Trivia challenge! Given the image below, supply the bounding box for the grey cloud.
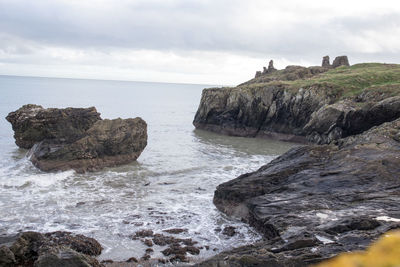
[0,0,399,63]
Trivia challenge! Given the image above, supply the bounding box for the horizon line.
[0,73,227,87]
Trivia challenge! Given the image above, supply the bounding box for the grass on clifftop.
[241,63,400,100]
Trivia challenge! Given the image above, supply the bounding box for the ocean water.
[0,75,296,263]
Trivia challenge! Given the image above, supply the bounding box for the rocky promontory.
[195,57,400,266]
[193,57,400,144]
[6,105,147,173]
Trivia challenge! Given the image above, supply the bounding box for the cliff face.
[193,63,400,144]
[197,118,400,267]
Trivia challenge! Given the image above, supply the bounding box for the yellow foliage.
[314,230,400,267]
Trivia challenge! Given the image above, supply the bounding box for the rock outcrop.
[194,62,400,144]
[0,231,102,267]
[6,105,147,172]
[197,118,400,266]
[6,104,101,149]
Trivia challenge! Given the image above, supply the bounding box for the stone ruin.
[255,56,350,78]
[321,55,350,68]
[255,60,277,78]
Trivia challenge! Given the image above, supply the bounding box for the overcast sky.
[0,0,399,85]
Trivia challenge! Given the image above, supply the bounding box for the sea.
[0,75,296,263]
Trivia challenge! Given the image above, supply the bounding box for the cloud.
[0,0,399,83]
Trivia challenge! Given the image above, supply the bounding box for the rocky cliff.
[195,58,400,266]
[197,117,400,267]
[193,60,400,144]
[6,105,147,173]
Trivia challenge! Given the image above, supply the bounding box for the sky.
[0,0,400,85]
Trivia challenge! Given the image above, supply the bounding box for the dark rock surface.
[6,104,101,149]
[196,118,400,266]
[6,105,147,172]
[0,231,102,267]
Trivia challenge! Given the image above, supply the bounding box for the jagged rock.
[322,56,330,67]
[255,71,262,78]
[304,96,400,144]
[193,63,400,144]
[268,60,276,72]
[202,119,400,266]
[6,104,101,149]
[0,231,101,267]
[332,56,350,68]
[263,67,268,74]
[7,105,147,172]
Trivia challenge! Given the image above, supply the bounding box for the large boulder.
[0,231,102,267]
[199,118,400,266]
[7,105,147,173]
[6,104,101,149]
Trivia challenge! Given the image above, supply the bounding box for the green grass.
[240,63,400,100]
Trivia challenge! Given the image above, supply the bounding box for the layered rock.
[6,104,101,149]
[7,105,147,172]
[0,231,102,267]
[194,63,400,144]
[197,118,400,266]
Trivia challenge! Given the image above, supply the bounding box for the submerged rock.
[198,118,400,266]
[0,231,102,267]
[6,105,147,172]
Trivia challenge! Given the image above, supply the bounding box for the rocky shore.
[0,231,102,266]
[193,58,400,266]
[6,105,147,173]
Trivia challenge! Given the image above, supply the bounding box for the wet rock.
[6,105,147,173]
[152,233,197,247]
[126,257,138,263]
[44,231,102,256]
[163,228,188,234]
[202,119,400,266]
[143,239,153,247]
[0,245,16,266]
[145,248,154,254]
[133,229,154,239]
[169,254,188,262]
[34,248,101,267]
[332,55,350,68]
[141,254,151,261]
[0,231,101,267]
[222,226,236,237]
[6,104,101,149]
[324,217,381,235]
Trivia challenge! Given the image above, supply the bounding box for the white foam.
[376,216,400,222]
[315,235,334,244]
